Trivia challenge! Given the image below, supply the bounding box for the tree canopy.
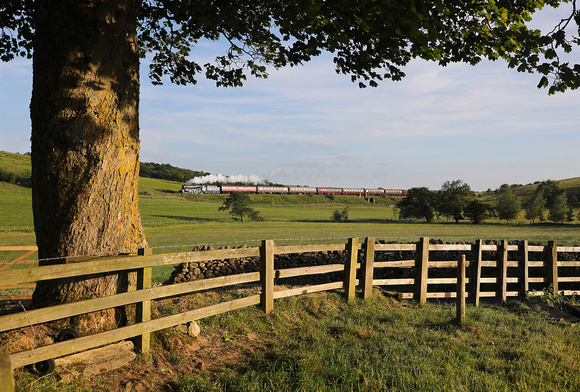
[2,0,579,92]
[437,179,473,222]
[398,187,437,222]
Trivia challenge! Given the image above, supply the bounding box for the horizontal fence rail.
[1,237,580,392]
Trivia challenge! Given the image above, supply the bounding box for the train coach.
[180,184,409,196]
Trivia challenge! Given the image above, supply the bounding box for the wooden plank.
[273,282,344,300]
[481,260,498,267]
[399,293,413,299]
[562,290,580,296]
[373,278,415,286]
[276,264,344,279]
[260,240,275,314]
[558,261,580,267]
[528,246,545,252]
[557,246,580,252]
[498,240,508,303]
[528,277,545,283]
[519,241,529,297]
[274,243,349,255]
[344,238,359,302]
[374,244,416,251]
[429,244,473,251]
[135,248,153,354]
[0,272,260,333]
[457,255,466,324]
[0,248,261,286]
[529,261,544,267]
[558,277,580,282]
[10,295,261,369]
[0,353,14,392]
[415,237,429,304]
[0,246,37,251]
[481,245,498,251]
[361,237,375,299]
[374,260,415,268]
[472,239,483,307]
[546,241,558,294]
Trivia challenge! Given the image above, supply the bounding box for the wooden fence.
[0,246,38,300]
[1,237,580,391]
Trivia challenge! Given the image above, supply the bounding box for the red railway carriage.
[384,189,405,196]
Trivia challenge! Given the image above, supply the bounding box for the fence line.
[0,246,38,300]
[1,237,580,392]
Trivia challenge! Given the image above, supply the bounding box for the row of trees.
[140,162,209,183]
[398,180,577,224]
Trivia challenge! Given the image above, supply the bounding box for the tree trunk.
[30,0,147,333]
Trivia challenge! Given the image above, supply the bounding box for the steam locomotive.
[180,184,408,197]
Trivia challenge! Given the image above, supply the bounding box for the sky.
[1,6,579,192]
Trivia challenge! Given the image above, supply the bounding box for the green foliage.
[437,179,473,222]
[536,180,565,209]
[463,199,493,224]
[139,162,208,183]
[398,187,437,222]
[496,188,521,222]
[4,0,579,92]
[524,190,546,224]
[548,193,569,223]
[218,192,261,222]
[331,207,349,222]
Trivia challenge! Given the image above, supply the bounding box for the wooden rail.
[1,237,580,392]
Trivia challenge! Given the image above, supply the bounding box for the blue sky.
[1,6,579,191]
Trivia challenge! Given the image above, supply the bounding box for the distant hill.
[480,178,580,208]
[0,151,31,187]
[0,151,209,185]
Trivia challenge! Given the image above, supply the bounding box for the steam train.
[180,184,409,197]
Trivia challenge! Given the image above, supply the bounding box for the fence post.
[260,240,275,314]
[0,354,14,392]
[519,240,529,298]
[497,240,508,303]
[415,237,429,304]
[546,240,558,295]
[472,239,483,306]
[361,237,375,299]
[457,255,466,324]
[344,238,359,302]
[135,248,153,355]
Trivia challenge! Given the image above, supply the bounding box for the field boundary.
[1,237,580,391]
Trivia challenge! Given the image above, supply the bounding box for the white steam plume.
[187,173,265,184]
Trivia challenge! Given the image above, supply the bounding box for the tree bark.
[30,0,147,332]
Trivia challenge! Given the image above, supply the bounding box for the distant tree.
[218,192,260,222]
[331,207,350,222]
[463,200,494,224]
[496,189,521,222]
[566,207,575,223]
[524,190,546,224]
[437,179,472,222]
[398,187,437,223]
[536,180,565,208]
[548,193,569,223]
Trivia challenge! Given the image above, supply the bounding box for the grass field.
[14,292,580,392]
